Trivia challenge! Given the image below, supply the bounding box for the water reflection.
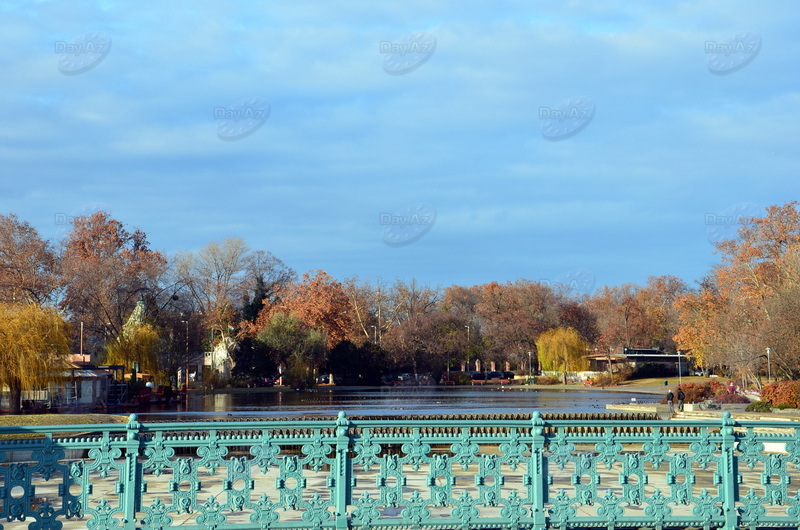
[137,386,658,422]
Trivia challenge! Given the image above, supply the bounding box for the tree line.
[1,203,799,411]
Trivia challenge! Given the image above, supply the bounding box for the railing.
[0,411,799,529]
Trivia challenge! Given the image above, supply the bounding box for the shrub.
[590,373,614,387]
[761,381,800,408]
[449,372,472,386]
[746,401,773,413]
[679,381,726,403]
[535,376,561,385]
[590,372,628,387]
[712,393,750,404]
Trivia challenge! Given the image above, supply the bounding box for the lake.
[136,386,659,422]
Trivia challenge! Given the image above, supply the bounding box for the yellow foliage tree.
[0,303,71,414]
[535,327,589,384]
[672,285,724,371]
[104,323,163,380]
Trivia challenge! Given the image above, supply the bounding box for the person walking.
[677,388,685,412]
[667,389,675,415]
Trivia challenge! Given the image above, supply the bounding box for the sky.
[2,1,799,295]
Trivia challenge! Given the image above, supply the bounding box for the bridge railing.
[0,411,799,529]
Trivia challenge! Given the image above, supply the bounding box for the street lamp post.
[465,325,470,371]
[677,349,682,385]
[371,325,377,344]
[766,347,772,383]
[528,351,532,384]
[181,316,189,391]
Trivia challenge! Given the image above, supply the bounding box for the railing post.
[334,411,352,529]
[121,414,142,530]
[719,412,739,530]
[530,412,547,530]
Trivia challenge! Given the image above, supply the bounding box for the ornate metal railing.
[1,411,799,529]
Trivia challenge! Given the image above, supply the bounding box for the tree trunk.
[9,377,22,415]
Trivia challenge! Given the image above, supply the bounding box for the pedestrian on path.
[677,388,685,412]
[667,389,674,414]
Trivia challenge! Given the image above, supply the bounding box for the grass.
[0,413,128,428]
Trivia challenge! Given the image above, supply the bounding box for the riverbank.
[193,375,704,396]
[0,413,128,427]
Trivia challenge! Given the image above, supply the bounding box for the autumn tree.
[0,214,60,304]
[381,310,475,375]
[255,270,352,349]
[386,279,442,325]
[341,277,387,346]
[0,303,71,414]
[257,312,326,388]
[175,237,251,340]
[673,279,724,372]
[764,283,800,380]
[103,301,164,379]
[557,301,598,344]
[442,284,480,320]
[675,203,800,386]
[178,239,295,344]
[715,202,800,310]
[104,323,162,378]
[636,276,687,352]
[241,250,296,322]
[475,280,560,371]
[60,212,167,348]
[535,327,589,384]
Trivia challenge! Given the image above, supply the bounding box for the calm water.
[136,386,659,422]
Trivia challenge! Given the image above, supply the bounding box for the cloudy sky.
[2,1,798,294]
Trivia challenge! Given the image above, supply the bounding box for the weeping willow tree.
[0,303,71,414]
[535,327,589,384]
[103,302,163,380]
[104,323,162,380]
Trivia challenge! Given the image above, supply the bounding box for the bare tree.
[0,213,60,304]
[60,211,167,343]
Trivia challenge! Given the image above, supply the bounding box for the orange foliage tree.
[61,211,167,345]
[253,270,352,349]
[0,214,60,304]
[674,202,800,386]
[474,280,559,371]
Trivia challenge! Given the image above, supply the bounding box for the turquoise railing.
[1,411,799,529]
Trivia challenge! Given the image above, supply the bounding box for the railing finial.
[336,411,349,437]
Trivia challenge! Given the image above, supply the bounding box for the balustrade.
[0,411,798,529]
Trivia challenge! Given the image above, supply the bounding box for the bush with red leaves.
[761,381,800,408]
[711,393,750,404]
[660,381,726,404]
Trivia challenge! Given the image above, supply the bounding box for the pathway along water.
[135,386,660,422]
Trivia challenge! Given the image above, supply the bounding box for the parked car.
[501,371,516,383]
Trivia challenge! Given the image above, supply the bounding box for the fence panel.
[0,411,798,529]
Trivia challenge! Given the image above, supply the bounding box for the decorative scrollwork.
[451,428,479,470]
[400,429,431,471]
[351,491,381,528]
[353,428,382,472]
[140,497,174,529]
[301,430,333,472]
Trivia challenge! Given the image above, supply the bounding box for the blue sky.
[2,1,798,294]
